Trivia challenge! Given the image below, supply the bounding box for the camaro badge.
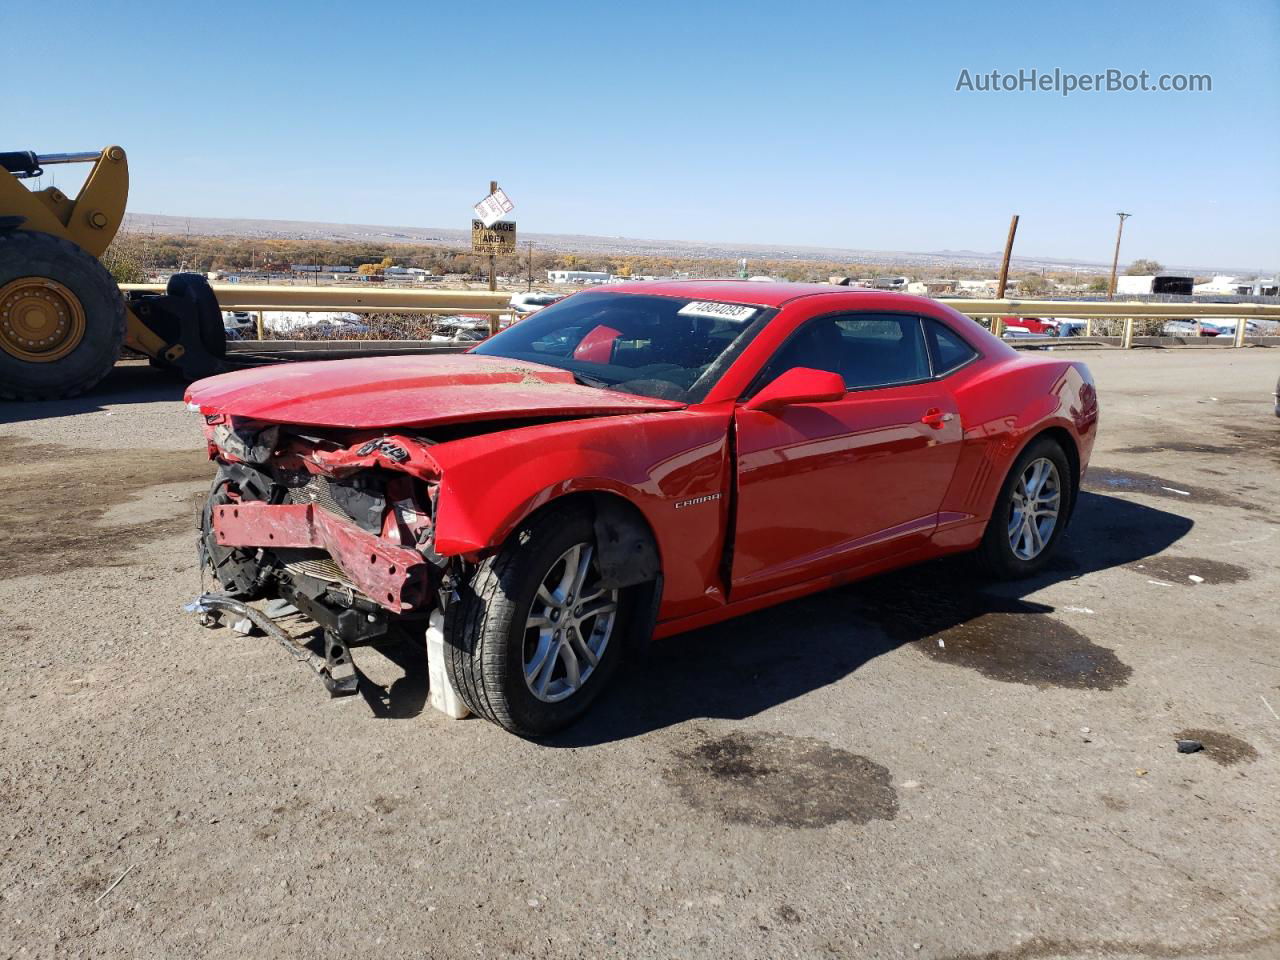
[674,493,722,510]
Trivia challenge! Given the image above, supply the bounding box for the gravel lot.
[1,349,1277,960]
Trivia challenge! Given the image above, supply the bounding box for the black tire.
[445,504,633,737]
[978,435,1074,579]
[199,473,273,599]
[166,272,227,360]
[0,230,126,400]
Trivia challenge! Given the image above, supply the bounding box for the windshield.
[473,292,773,402]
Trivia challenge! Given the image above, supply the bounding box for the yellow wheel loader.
[0,146,226,400]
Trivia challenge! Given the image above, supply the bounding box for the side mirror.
[745,367,846,412]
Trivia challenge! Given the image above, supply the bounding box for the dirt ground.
[1,350,1277,960]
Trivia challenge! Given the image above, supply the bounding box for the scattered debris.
[1147,580,1174,587]
[1136,769,1148,776]
[1061,606,1095,614]
[1080,727,1091,734]
[94,863,136,905]
[1262,696,1279,722]
[1187,575,1204,584]
[1160,486,1191,496]
[937,638,945,649]
[1176,739,1204,754]
[231,617,257,636]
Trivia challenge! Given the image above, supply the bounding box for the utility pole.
[488,179,498,294]
[995,214,1019,299]
[1107,212,1131,301]
[526,241,534,291]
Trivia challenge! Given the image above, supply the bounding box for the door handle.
[921,408,954,429]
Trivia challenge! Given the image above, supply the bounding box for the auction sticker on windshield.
[677,301,758,323]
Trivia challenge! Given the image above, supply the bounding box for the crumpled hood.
[184,353,684,429]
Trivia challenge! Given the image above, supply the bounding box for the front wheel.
[978,436,1074,579]
[445,505,631,737]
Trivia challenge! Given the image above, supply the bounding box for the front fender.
[425,407,735,619]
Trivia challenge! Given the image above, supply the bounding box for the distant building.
[870,276,909,290]
[547,270,611,284]
[955,279,998,297]
[906,279,957,297]
[1116,274,1193,295]
[291,264,354,273]
[1193,275,1278,296]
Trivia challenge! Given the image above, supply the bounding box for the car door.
[730,312,964,600]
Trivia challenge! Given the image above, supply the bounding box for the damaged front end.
[195,413,455,686]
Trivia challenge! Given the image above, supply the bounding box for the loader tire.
[166,272,227,360]
[0,230,126,400]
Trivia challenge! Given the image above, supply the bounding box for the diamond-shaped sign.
[474,188,514,228]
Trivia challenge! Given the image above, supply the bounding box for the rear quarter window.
[923,318,979,375]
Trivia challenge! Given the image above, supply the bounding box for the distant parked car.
[1000,316,1055,336]
[1161,319,1199,337]
[1197,319,1261,338]
[510,292,566,318]
[430,316,491,343]
[1001,317,1081,338]
[223,311,255,339]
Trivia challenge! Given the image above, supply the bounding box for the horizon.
[11,0,1279,268]
[122,211,1270,276]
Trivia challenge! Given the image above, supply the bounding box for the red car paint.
[212,500,430,613]
[188,281,1098,639]
[1000,316,1055,334]
[184,353,683,429]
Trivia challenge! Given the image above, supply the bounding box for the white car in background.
[509,292,565,318]
[222,311,256,340]
[430,315,491,343]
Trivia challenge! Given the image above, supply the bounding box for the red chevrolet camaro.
[187,281,1098,736]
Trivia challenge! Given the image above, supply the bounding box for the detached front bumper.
[212,501,433,613]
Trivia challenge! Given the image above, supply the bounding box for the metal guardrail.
[942,299,1280,319]
[120,285,1280,349]
[120,283,513,316]
[941,298,1280,348]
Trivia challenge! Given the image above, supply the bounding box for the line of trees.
[101,230,1130,292]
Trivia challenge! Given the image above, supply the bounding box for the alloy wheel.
[1008,457,1061,561]
[523,543,618,703]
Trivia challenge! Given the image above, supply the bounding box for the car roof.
[598,279,877,308]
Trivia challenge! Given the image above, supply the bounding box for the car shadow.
[356,630,431,719]
[543,491,1193,748]
[0,362,184,424]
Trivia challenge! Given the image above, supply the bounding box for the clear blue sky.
[9,0,1278,269]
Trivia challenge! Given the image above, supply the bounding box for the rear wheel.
[978,436,1073,579]
[0,230,125,400]
[445,505,630,737]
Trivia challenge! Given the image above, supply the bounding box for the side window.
[922,318,979,376]
[757,313,930,392]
